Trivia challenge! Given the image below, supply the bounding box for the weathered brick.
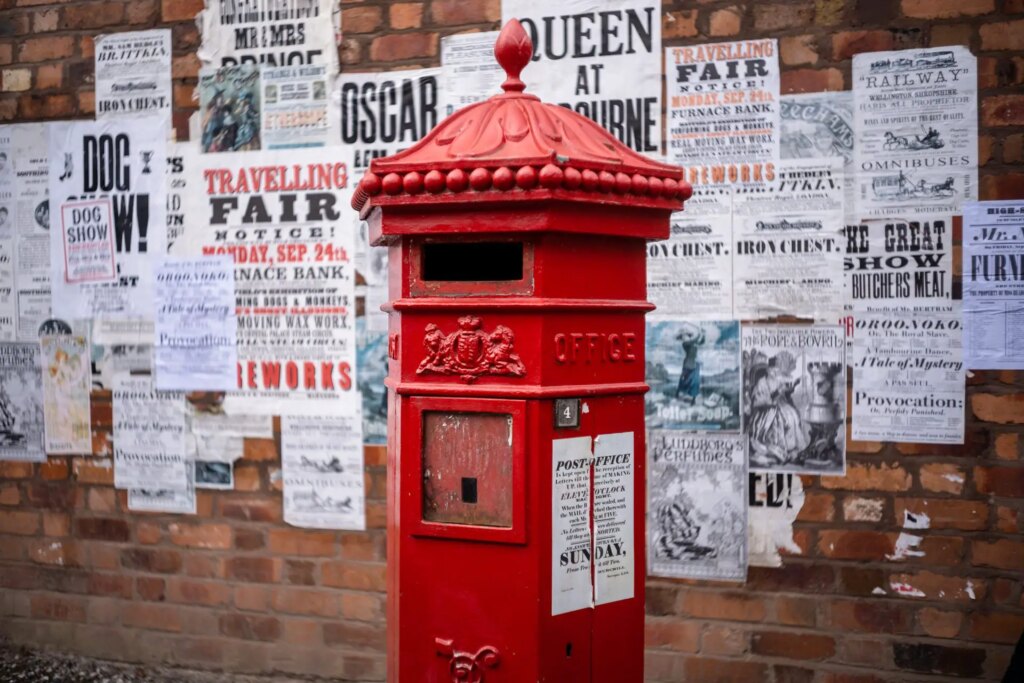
[220,614,281,641]
[902,0,995,18]
[30,539,82,567]
[894,498,988,531]
[322,561,386,592]
[226,557,280,584]
[972,539,1024,571]
[818,530,894,560]
[390,3,423,30]
[709,7,742,37]
[980,18,1024,50]
[781,68,844,94]
[1,67,30,92]
[663,11,698,39]
[752,631,835,660]
[754,3,814,31]
[340,592,384,622]
[369,32,438,62]
[969,612,1024,644]
[918,607,962,638]
[135,577,166,601]
[918,463,965,494]
[889,570,985,602]
[60,1,124,29]
[429,0,499,25]
[701,624,748,655]
[930,24,974,48]
[982,97,1024,128]
[821,462,911,491]
[269,529,336,557]
[995,433,1020,460]
[645,618,700,652]
[30,595,86,622]
[797,492,834,522]
[832,30,894,60]
[121,548,182,574]
[981,173,1024,201]
[683,592,767,622]
[123,603,181,632]
[166,579,230,606]
[76,517,130,542]
[72,458,114,485]
[975,466,1024,497]
[235,528,265,551]
[88,574,131,599]
[342,6,382,34]
[829,600,912,634]
[892,642,985,677]
[273,587,338,617]
[774,597,816,627]
[842,496,884,522]
[168,522,231,549]
[161,0,203,22]
[322,621,386,649]
[0,510,39,535]
[26,482,74,510]
[684,659,768,683]
[780,35,818,66]
[285,560,315,586]
[645,585,680,617]
[219,497,281,523]
[0,483,20,505]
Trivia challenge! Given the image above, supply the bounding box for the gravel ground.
[0,643,308,683]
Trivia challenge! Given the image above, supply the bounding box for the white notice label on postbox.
[551,436,593,616]
[594,431,635,606]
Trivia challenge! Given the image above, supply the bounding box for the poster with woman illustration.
[741,325,846,474]
[198,65,261,153]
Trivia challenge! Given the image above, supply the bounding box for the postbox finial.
[495,19,533,94]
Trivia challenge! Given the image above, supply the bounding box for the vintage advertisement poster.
[963,201,1024,369]
[128,466,196,514]
[154,257,237,391]
[732,159,845,321]
[199,65,262,153]
[195,459,234,490]
[262,64,337,149]
[165,142,193,251]
[11,123,53,340]
[0,343,44,462]
[112,374,188,490]
[356,318,387,445]
[0,130,14,340]
[646,320,741,432]
[780,90,855,217]
[199,0,339,72]
[178,147,357,416]
[853,46,977,217]
[748,471,804,568]
[48,117,168,325]
[742,325,846,474]
[648,187,733,319]
[648,432,747,581]
[667,39,780,175]
[189,405,273,439]
[440,31,502,116]
[593,431,634,606]
[95,29,172,127]
[503,0,661,154]
[551,435,593,616]
[852,310,965,444]
[281,413,365,530]
[41,335,92,454]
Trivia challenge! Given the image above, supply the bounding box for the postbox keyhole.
[461,477,478,504]
[565,642,573,658]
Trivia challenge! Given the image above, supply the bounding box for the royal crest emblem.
[417,316,526,383]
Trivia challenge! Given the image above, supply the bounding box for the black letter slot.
[461,477,478,504]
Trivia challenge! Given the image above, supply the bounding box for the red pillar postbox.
[351,20,690,683]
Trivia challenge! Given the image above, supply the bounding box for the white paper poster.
[113,374,188,490]
[503,0,661,154]
[178,147,357,416]
[48,117,168,327]
[852,309,965,444]
[963,201,1024,369]
[9,123,52,340]
[593,431,634,606]
[648,432,747,581]
[551,435,592,616]
[281,413,365,530]
[648,187,733,319]
[154,257,237,391]
[199,0,340,72]
[41,335,92,454]
[95,30,172,127]
[128,466,196,514]
[732,158,845,321]
[742,325,846,475]
[0,130,15,341]
[189,407,273,439]
[667,39,780,174]
[440,31,502,116]
[853,46,977,217]
[165,143,193,252]
[748,471,804,568]
[262,64,338,149]
[0,343,44,462]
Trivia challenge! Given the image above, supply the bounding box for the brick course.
[0,1,1021,681]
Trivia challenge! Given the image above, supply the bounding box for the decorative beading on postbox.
[351,19,692,218]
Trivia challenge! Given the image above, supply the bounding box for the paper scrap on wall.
[742,325,846,475]
[10,123,53,340]
[0,343,44,462]
[154,257,237,391]
[748,471,804,568]
[963,201,1024,370]
[853,46,977,217]
[41,335,92,454]
[646,320,741,432]
[113,374,188,490]
[648,431,747,581]
[281,413,365,530]
[551,435,593,616]
[440,31,502,116]
[179,147,357,416]
[504,0,661,154]
[95,29,172,128]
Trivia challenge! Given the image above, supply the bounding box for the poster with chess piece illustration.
[741,325,846,474]
[646,320,741,432]
[648,431,747,581]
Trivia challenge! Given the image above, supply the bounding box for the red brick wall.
[1,1,1023,681]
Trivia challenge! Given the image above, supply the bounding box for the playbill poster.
[199,0,339,72]
[853,46,977,217]
[732,158,845,321]
[647,186,733,319]
[963,201,1024,370]
[94,30,172,127]
[0,129,14,341]
[552,435,593,616]
[748,471,804,568]
[648,432,747,581]
[440,31,502,116]
[128,465,196,514]
[262,64,337,149]
[165,142,193,251]
[11,123,53,340]
[503,0,661,154]
[742,325,846,475]
[41,335,91,454]
[180,147,357,416]
[852,310,965,444]
[199,65,262,154]
[780,91,855,218]
[593,431,635,606]
[0,343,44,462]
[646,320,741,432]
[48,117,168,326]
[112,374,188,491]
[667,38,780,173]
[281,413,365,530]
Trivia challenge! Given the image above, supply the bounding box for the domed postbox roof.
[351,19,690,219]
